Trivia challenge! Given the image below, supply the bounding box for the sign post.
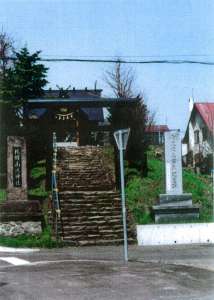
[114,128,130,262]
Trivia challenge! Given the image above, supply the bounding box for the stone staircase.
[55,146,135,246]
[57,147,115,191]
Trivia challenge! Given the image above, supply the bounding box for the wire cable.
[2,57,214,65]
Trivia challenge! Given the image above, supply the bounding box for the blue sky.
[1,0,214,133]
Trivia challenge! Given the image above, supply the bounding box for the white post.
[119,131,128,262]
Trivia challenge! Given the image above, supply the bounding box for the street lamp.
[114,128,130,262]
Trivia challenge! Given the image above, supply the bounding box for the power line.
[3,57,214,65]
[38,54,214,58]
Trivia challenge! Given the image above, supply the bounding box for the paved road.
[0,244,214,300]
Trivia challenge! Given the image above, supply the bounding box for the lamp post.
[114,128,130,262]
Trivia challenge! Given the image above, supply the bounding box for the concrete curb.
[0,246,40,253]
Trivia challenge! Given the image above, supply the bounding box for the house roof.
[194,103,214,131]
[44,89,102,98]
[145,125,169,133]
[183,102,214,143]
[27,97,139,108]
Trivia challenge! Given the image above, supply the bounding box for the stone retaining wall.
[0,221,42,237]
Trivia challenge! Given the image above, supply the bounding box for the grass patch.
[29,160,48,198]
[28,187,48,198]
[0,227,63,248]
[126,147,213,224]
[30,165,46,180]
[0,189,6,203]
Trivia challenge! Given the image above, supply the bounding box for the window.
[194,130,199,144]
[202,127,207,141]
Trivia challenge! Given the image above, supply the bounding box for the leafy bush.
[30,165,46,180]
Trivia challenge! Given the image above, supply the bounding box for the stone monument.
[153,130,200,223]
[7,136,28,201]
[0,136,42,236]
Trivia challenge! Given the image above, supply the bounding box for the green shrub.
[30,166,46,180]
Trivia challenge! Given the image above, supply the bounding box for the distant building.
[183,98,214,173]
[145,125,169,145]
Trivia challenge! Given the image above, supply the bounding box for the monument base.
[0,200,42,222]
[152,193,200,223]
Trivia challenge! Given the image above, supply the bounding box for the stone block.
[0,200,42,222]
[153,203,200,223]
[0,221,42,237]
[159,193,193,206]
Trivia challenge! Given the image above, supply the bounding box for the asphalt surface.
[0,244,214,300]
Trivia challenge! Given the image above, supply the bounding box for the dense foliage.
[1,47,48,104]
[105,62,150,176]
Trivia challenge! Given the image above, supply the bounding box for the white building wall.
[189,121,194,152]
[188,111,212,164]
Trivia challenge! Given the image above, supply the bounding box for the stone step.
[59,184,113,188]
[60,200,120,206]
[159,193,193,205]
[60,192,120,197]
[58,159,102,162]
[60,197,120,202]
[62,233,124,240]
[60,213,121,219]
[62,238,135,246]
[59,179,112,183]
[60,208,122,214]
[60,201,121,206]
[153,204,200,223]
[60,202,120,207]
[61,231,124,238]
[60,218,123,225]
[58,177,112,182]
[59,191,119,196]
[61,214,122,220]
[59,187,114,192]
[60,208,121,214]
[62,223,123,230]
[58,171,111,175]
[58,165,107,170]
[61,199,119,203]
[57,159,102,163]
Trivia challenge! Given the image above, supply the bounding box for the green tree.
[105,61,152,176]
[0,47,48,184]
[2,47,48,109]
[1,47,48,136]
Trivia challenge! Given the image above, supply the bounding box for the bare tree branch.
[0,30,14,75]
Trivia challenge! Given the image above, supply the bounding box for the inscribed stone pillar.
[164,130,183,195]
[7,136,28,201]
[152,130,200,222]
